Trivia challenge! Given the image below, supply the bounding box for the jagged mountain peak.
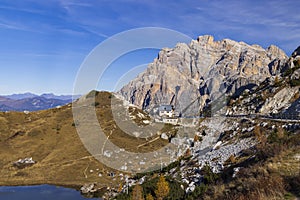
[120,35,288,116]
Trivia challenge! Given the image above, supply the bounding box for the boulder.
[13,157,36,169]
[80,183,98,194]
[161,133,169,140]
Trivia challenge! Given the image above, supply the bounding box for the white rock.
[232,167,241,178]
[212,141,222,150]
[247,127,254,132]
[182,178,189,184]
[139,176,146,184]
[142,120,150,124]
[139,161,146,165]
[161,133,169,140]
[261,122,268,127]
[104,150,112,158]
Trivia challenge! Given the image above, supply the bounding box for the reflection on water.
[0,185,100,200]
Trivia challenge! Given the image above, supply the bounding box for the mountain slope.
[0,91,168,189]
[120,35,287,116]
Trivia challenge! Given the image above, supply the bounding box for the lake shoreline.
[0,181,83,190]
[0,184,102,199]
[0,181,108,198]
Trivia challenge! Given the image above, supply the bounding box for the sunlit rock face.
[120,35,287,116]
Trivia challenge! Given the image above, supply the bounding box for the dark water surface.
[0,185,100,200]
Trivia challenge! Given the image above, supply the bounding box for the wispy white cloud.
[157,0,299,52]
[0,4,44,14]
[76,25,109,38]
[0,18,40,32]
[61,1,92,7]
[0,22,22,30]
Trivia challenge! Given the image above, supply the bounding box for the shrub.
[186,184,208,200]
[166,180,185,200]
[286,174,300,197]
[202,164,219,184]
[290,79,300,87]
[284,68,294,76]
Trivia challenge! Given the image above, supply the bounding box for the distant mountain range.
[3,93,80,101]
[0,93,81,111]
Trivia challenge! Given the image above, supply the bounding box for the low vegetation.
[186,129,300,200]
[114,121,300,200]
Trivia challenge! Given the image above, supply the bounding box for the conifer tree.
[145,193,154,200]
[132,184,144,200]
[155,175,170,200]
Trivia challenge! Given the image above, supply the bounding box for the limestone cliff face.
[119,35,287,116]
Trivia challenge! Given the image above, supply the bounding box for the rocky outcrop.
[120,35,287,116]
[13,157,36,169]
[259,86,299,114]
[224,46,300,117]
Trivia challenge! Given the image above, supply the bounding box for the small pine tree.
[132,184,144,200]
[276,126,285,139]
[145,193,154,200]
[155,175,170,200]
[185,148,191,157]
[229,98,235,106]
[254,125,262,140]
[194,134,199,142]
[117,184,123,193]
[254,125,267,146]
[274,76,280,85]
[229,154,236,164]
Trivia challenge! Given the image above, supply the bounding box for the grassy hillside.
[0,91,168,188]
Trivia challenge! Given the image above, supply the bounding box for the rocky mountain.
[120,35,288,116]
[225,46,300,117]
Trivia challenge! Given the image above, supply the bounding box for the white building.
[158,105,174,118]
[162,118,178,125]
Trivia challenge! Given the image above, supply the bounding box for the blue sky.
[0,0,299,95]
